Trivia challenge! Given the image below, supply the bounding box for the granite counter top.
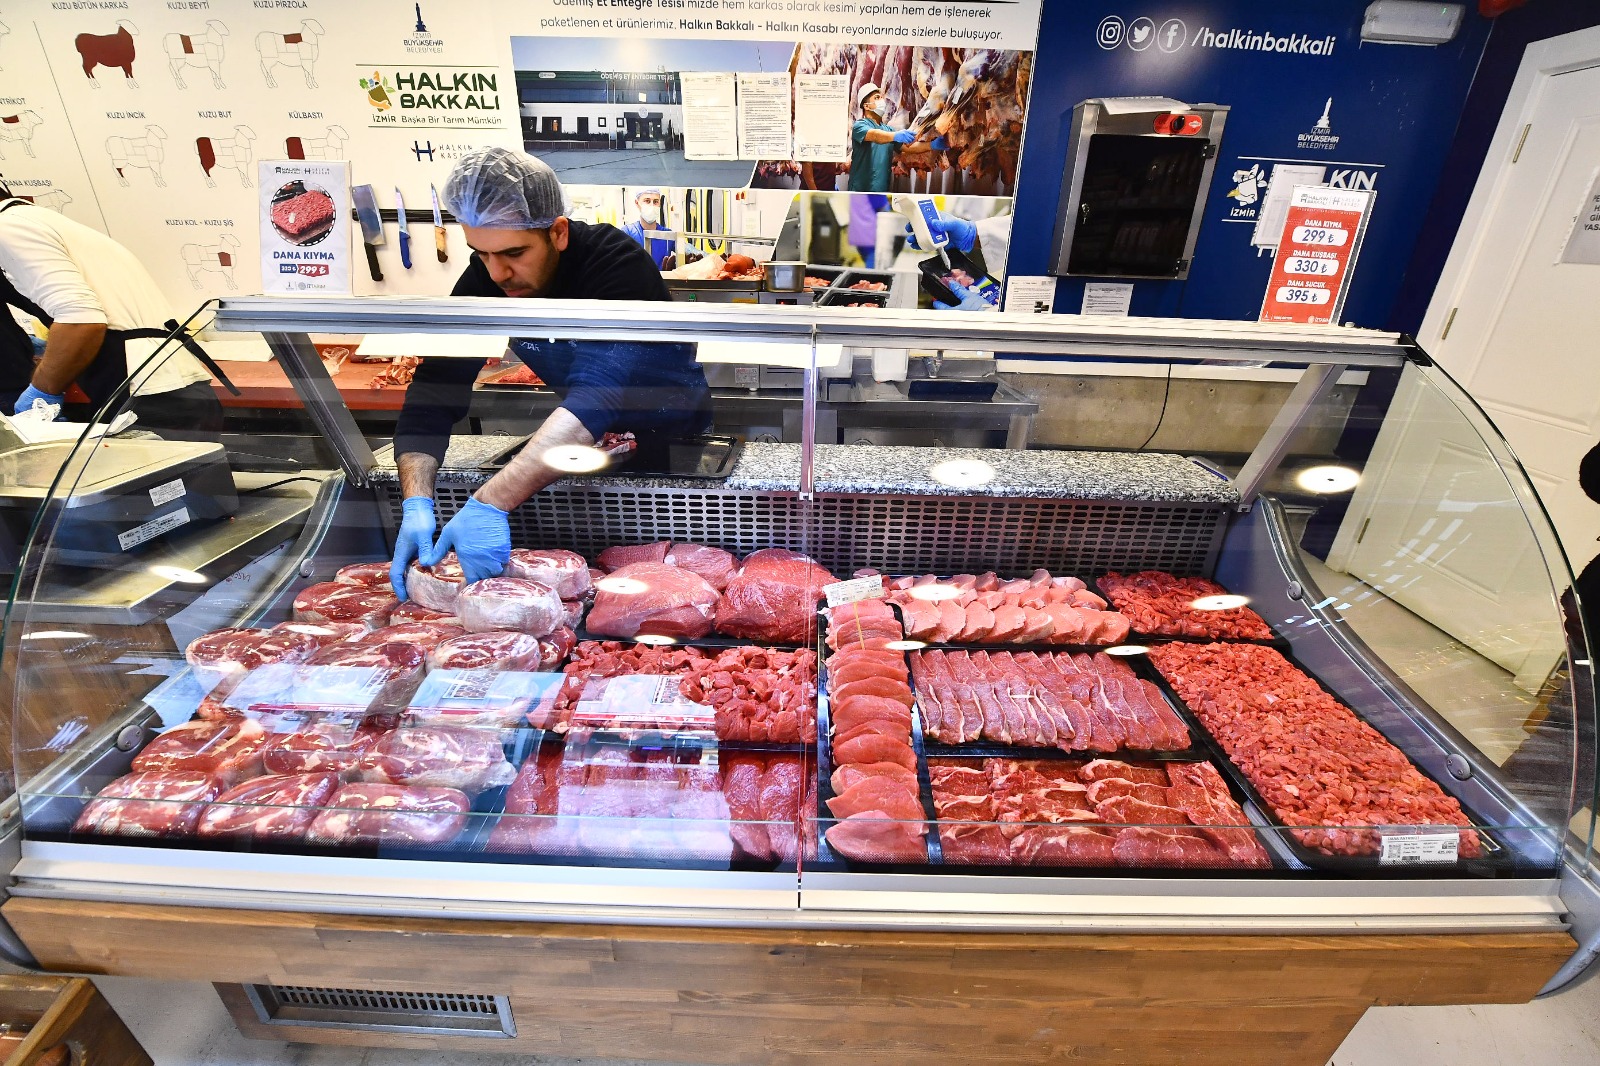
[370,438,1237,503]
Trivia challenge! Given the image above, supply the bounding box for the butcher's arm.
[472,407,595,511]
[30,322,107,393]
[860,128,898,144]
[899,139,936,156]
[397,451,439,500]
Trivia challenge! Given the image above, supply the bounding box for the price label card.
[824,575,887,608]
[1378,830,1461,866]
[1260,186,1373,325]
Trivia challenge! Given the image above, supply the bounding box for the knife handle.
[435,227,448,263]
[399,230,412,269]
[364,242,383,282]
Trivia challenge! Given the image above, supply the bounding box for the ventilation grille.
[384,483,1226,576]
[237,984,515,1037]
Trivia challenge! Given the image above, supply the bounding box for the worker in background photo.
[391,147,712,596]
[849,83,944,194]
[0,185,224,439]
[906,206,1012,311]
[622,187,674,269]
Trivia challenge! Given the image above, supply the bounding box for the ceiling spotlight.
[907,583,964,602]
[1102,644,1149,656]
[596,577,649,595]
[1295,465,1361,493]
[928,459,995,487]
[22,630,91,641]
[543,445,610,473]
[884,639,928,652]
[1190,594,1250,611]
[149,565,209,584]
[635,633,677,646]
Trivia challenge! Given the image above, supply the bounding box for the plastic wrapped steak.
[307,783,471,846]
[586,562,718,640]
[505,549,592,600]
[458,577,565,637]
[130,718,270,786]
[358,727,516,794]
[407,554,464,615]
[73,770,225,838]
[716,549,837,643]
[293,581,397,631]
[196,772,342,840]
[185,627,321,694]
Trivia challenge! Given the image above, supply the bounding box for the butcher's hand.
[905,212,977,254]
[13,384,64,419]
[934,281,997,313]
[891,130,916,145]
[423,496,510,584]
[390,496,437,600]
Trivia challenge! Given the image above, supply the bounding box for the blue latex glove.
[891,129,916,145]
[13,384,64,418]
[422,496,510,585]
[931,135,948,151]
[904,212,977,254]
[390,496,438,600]
[933,281,997,313]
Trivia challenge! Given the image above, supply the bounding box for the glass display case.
[2,297,1596,991]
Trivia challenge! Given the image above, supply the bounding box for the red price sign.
[1259,186,1373,325]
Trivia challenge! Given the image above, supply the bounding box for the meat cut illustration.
[256,19,324,89]
[14,189,72,212]
[163,20,227,89]
[284,125,348,161]
[181,235,240,290]
[0,110,42,160]
[195,125,256,188]
[105,125,166,187]
[76,20,139,87]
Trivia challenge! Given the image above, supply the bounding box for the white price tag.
[824,575,887,608]
[1378,830,1460,866]
[1291,224,1349,247]
[117,506,191,551]
[1273,286,1331,305]
[149,478,186,506]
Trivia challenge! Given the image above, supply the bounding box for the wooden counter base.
[3,898,1575,1066]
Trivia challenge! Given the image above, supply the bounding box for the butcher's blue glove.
[13,384,64,418]
[905,212,977,254]
[423,496,510,585]
[390,496,437,600]
[891,130,916,145]
[934,281,998,313]
[931,135,949,151]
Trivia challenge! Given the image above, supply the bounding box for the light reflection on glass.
[543,445,611,473]
[1190,594,1250,611]
[1295,464,1360,493]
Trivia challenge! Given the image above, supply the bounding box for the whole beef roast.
[715,549,837,643]
[586,562,719,640]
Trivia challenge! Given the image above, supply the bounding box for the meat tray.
[1140,648,1511,875]
[1093,573,1292,648]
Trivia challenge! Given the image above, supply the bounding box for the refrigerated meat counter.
[0,297,1594,1066]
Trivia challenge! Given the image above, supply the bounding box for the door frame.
[1420,25,1600,350]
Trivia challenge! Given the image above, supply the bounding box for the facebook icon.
[1159,18,1187,53]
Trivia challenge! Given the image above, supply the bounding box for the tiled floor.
[86,971,1600,1066]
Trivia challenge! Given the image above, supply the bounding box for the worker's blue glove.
[934,281,998,313]
[905,212,977,254]
[390,496,438,600]
[13,384,64,418]
[891,130,916,145]
[422,496,510,585]
[931,136,949,151]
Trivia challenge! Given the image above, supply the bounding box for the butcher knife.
[395,187,412,269]
[351,183,385,282]
[431,183,448,263]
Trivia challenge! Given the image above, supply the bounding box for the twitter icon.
[1128,16,1156,50]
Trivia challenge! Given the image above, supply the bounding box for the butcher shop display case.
[0,298,1597,1060]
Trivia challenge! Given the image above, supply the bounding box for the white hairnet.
[443,147,566,229]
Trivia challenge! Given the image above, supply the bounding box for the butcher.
[0,186,224,438]
[391,147,712,596]
[848,82,944,194]
[621,187,673,269]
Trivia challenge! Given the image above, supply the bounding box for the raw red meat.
[886,569,1132,646]
[406,555,464,615]
[598,541,670,571]
[1111,827,1229,867]
[587,562,719,640]
[389,601,457,625]
[505,549,591,599]
[458,577,565,637]
[307,639,427,680]
[73,770,224,838]
[271,190,335,241]
[293,581,396,631]
[186,627,320,693]
[196,772,340,840]
[1099,571,1274,640]
[307,783,471,846]
[664,542,739,591]
[827,777,923,822]
[831,762,918,794]
[271,620,366,647]
[131,718,269,785]
[824,815,927,863]
[334,562,392,589]
[1095,795,1189,825]
[722,755,771,862]
[715,549,837,643]
[426,630,546,673]
[832,676,914,707]
[832,734,916,771]
[354,620,466,652]
[1079,760,1169,785]
[358,727,515,794]
[678,646,817,743]
[561,599,584,629]
[1010,826,1117,866]
[761,758,803,862]
[262,720,385,777]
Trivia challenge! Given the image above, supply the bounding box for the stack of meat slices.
[909,650,1190,752]
[820,601,927,864]
[887,569,1130,646]
[678,647,818,743]
[720,752,812,863]
[1098,571,1275,641]
[506,548,592,627]
[929,757,1269,868]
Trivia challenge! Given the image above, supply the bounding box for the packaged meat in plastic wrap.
[587,562,718,640]
[196,772,341,841]
[505,549,591,599]
[334,561,394,589]
[262,716,387,777]
[406,667,563,730]
[131,718,270,786]
[198,640,424,727]
[457,577,565,636]
[597,541,670,571]
[425,630,546,673]
[406,555,464,615]
[389,601,458,625]
[185,626,322,694]
[307,782,471,847]
[560,599,584,629]
[270,620,366,648]
[716,549,837,643]
[353,620,467,653]
[73,770,225,838]
[293,581,397,631]
[358,727,516,794]
[664,543,738,591]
